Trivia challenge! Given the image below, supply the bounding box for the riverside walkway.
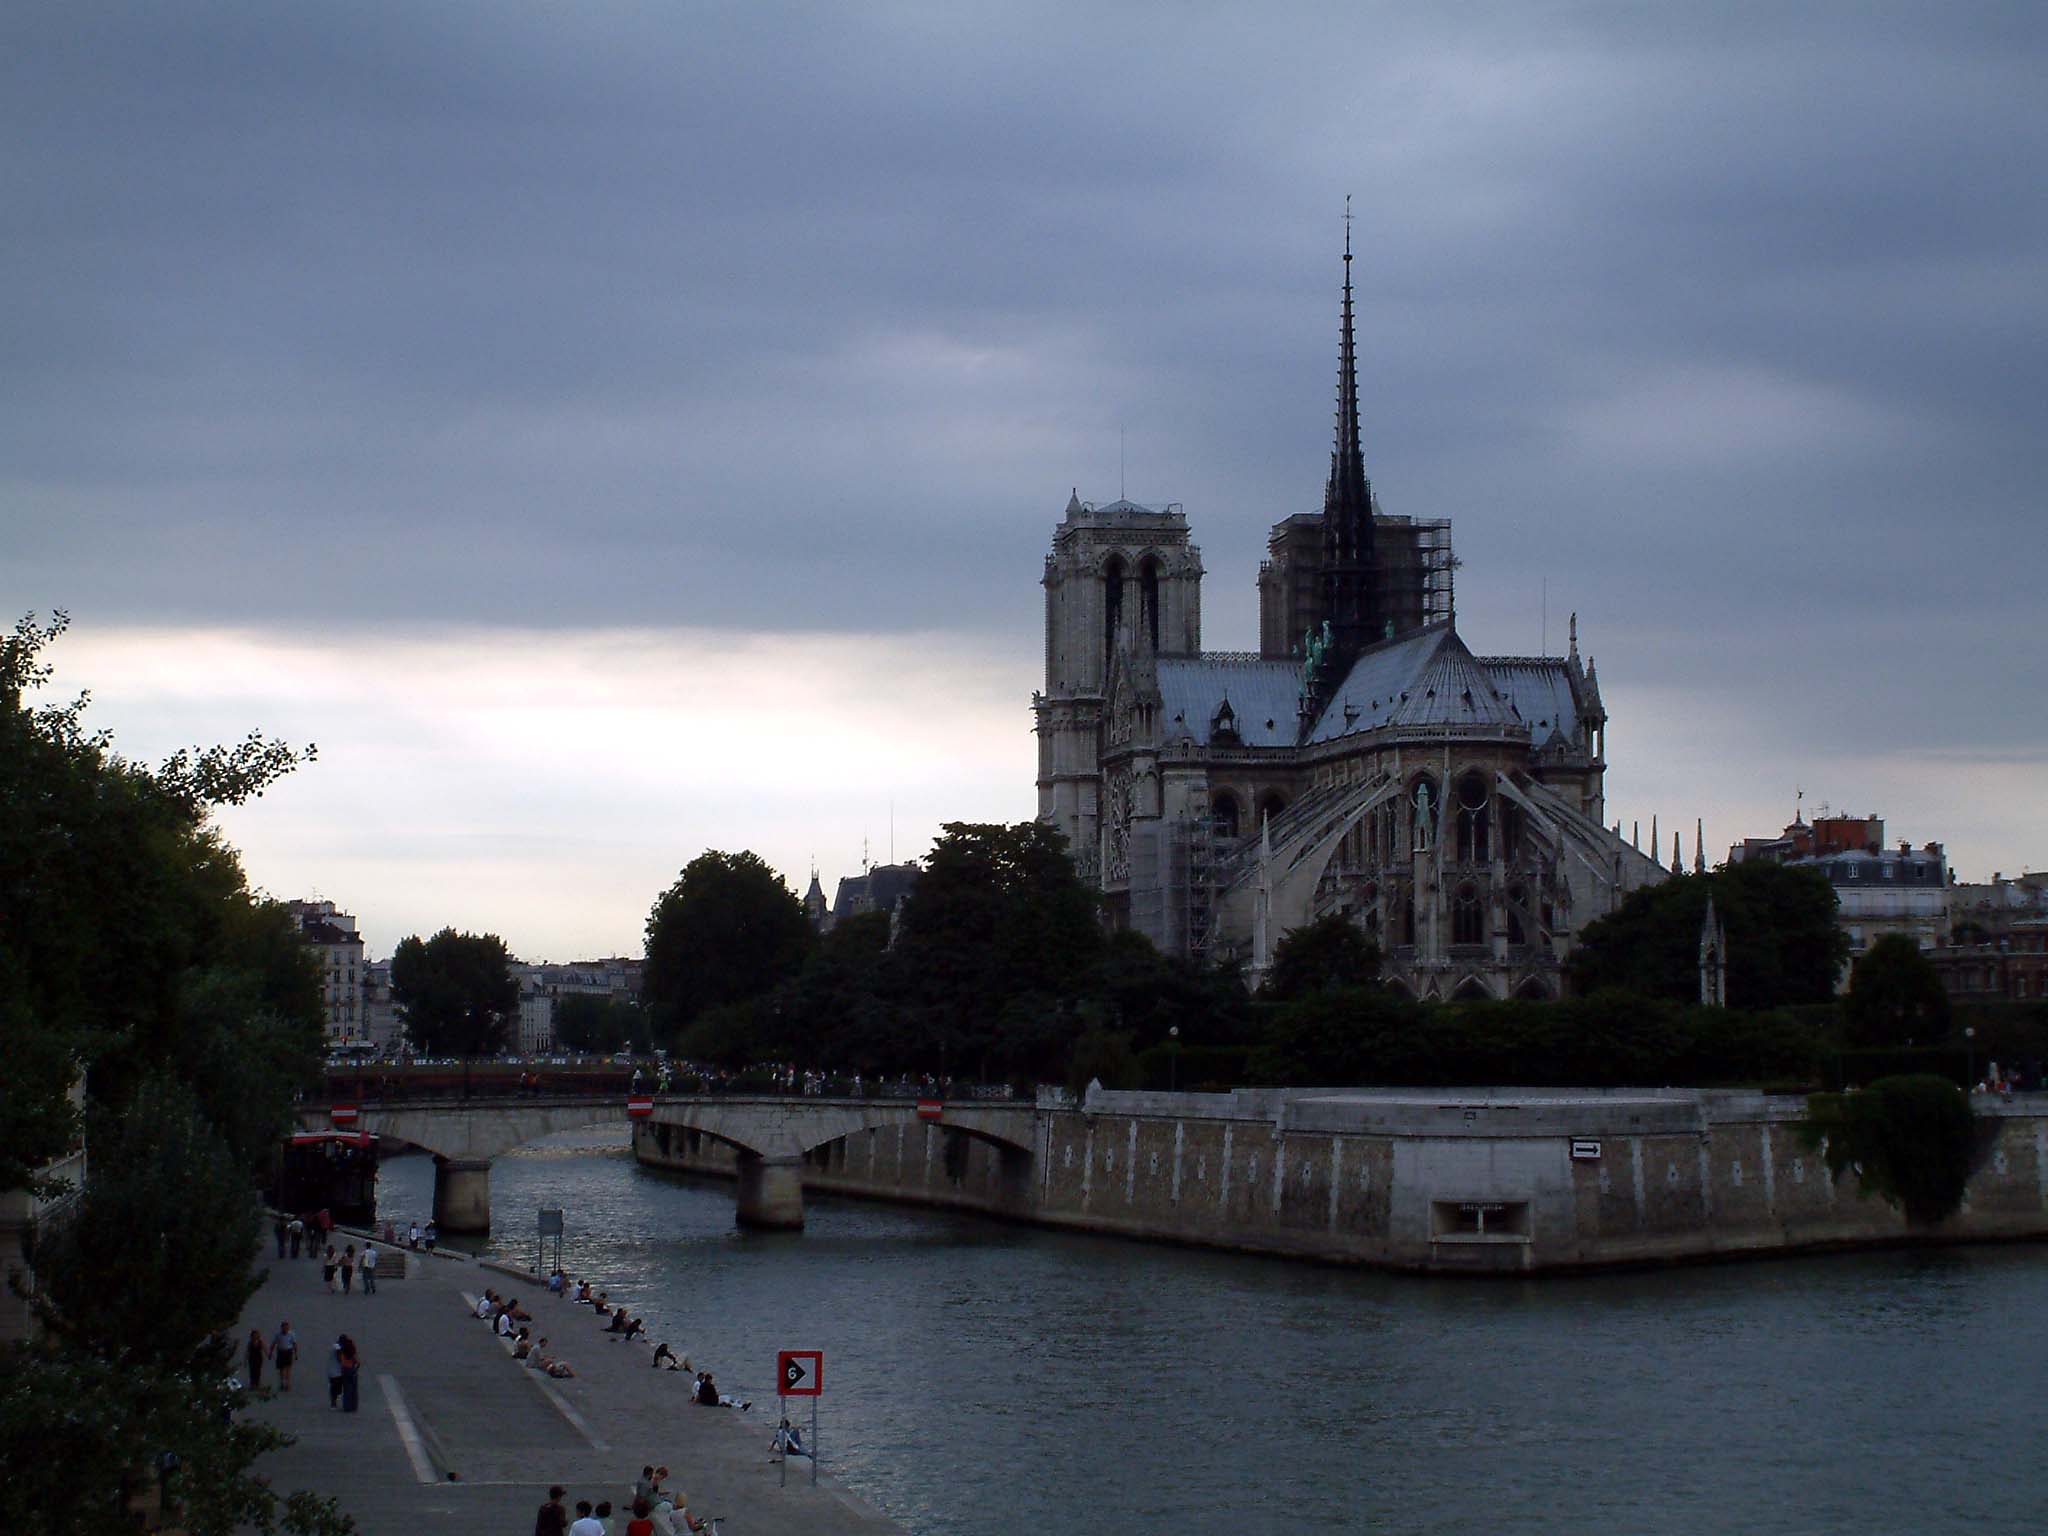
[237,1240,905,1536]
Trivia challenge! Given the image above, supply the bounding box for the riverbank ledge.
[238,1229,905,1534]
[635,1087,2048,1272]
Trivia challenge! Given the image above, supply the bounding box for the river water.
[378,1132,2045,1534]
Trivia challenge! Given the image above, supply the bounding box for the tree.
[0,613,344,1535]
[1,613,317,1180]
[553,994,651,1054]
[1261,914,1383,1001]
[1568,863,1849,1008]
[1801,1074,1977,1224]
[892,821,1103,1075]
[643,850,811,1042]
[389,929,518,1056]
[32,1077,262,1375]
[1844,934,1951,1048]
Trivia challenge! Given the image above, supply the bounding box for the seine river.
[379,1132,2045,1535]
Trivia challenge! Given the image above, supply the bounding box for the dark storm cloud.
[3,3,2044,760]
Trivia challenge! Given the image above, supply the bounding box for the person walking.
[288,1216,304,1259]
[322,1246,337,1292]
[327,1337,346,1408]
[340,1244,355,1295]
[270,1321,298,1391]
[408,1220,421,1251]
[245,1327,266,1390]
[273,1215,289,1259]
[338,1335,361,1413]
[361,1243,378,1294]
[535,1486,569,1536]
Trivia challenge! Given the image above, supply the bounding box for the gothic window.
[1213,791,1240,843]
[1455,772,1490,864]
[1258,791,1287,828]
[1139,556,1161,650]
[1499,801,1523,863]
[1103,555,1126,654]
[1377,800,1398,863]
[1452,882,1484,945]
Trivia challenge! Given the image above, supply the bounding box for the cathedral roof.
[1305,622,1521,743]
[1156,656,1301,746]
[1481,657,1587,743]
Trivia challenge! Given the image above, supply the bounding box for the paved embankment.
[237,1235,904,1535]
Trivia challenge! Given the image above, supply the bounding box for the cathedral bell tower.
[1314,207,1379,695]
[1035,491,1202,880]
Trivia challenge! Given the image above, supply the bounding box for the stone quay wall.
[633,1090,2048,1273]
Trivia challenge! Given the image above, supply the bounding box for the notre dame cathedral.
[1034,235,1668,1000]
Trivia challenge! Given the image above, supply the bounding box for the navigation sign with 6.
[777,1349,823,1396]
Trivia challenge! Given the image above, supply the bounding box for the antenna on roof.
[1541,577,1547,657]
[1120,426,1126,502]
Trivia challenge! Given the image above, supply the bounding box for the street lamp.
[1168,1026,1180,1093]
[1965,1026,1977,1090]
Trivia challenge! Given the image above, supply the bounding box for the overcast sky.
[6,2,2044,959]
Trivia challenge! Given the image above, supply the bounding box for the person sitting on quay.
[474,1290,497,1320]
[592,1291,612,1317]
[513,1327,534,1359]
[620,1315,645,1342]
[693,1371,749,1410]
[548,1268,567,1295]
[770,1417,808,1460]
[506,1294,532,1321]
[650,1342,686,1372]
[605,1307,630,1334]
[526,1336,551,1369]
[574,1280,595,1304]
[496,1307,518,1339]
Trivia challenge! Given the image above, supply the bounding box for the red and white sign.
[626,1096,654,1119]
[916,1099,943,1122]
[777,1349,823,1397]
[330,1103,359,1127]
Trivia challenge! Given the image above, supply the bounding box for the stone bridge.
[301,1095,1038,1232]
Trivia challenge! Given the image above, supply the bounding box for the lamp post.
[1965,1026,1977,1090]
[1168,1026,1180,1093]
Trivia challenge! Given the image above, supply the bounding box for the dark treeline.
[641,830,2033,1099]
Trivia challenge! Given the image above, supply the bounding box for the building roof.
[1480,657,1585,742]
[1307,623,1522,744]
[1157,656,1302,746]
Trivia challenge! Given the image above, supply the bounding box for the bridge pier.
[433,1156,493,1233]
[734,1154,804,1230]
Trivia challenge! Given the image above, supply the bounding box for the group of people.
[534,1471,708,1536]
[237,1320,358,1412]
[271,1213,385,1296]
[275,1210,332,1260]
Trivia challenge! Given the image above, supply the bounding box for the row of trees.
[641,828,1250,1088]
[1,614,351,1535]
[632,831,1990,1097]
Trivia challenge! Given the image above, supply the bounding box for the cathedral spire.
[1319,197,1379,671]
